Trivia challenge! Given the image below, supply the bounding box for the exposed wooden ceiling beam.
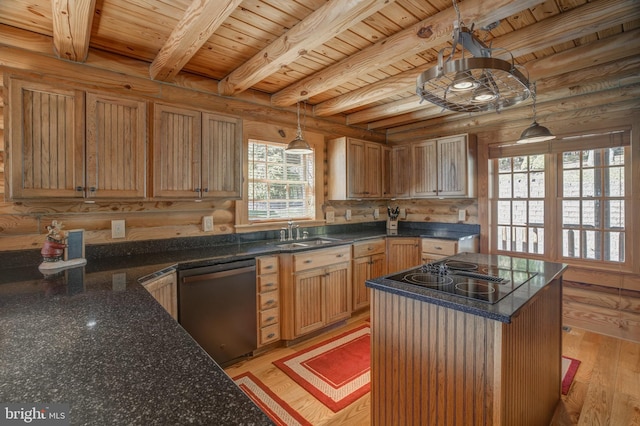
[366,29,640,130]
[270,0,545,107]
[386,83,640,143]
[317,0,639,118]
[218,0,395,97]
[51,0,96,61]
[149,0,242,82]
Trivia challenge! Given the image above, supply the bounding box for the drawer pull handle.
[266,299,276,305]
[368,247,373,251]
[266,316,275,322]
[337,254,344,258]
[265,283,274,287]
[434,246,442,250]
[267,333,276,339]
[265,265,273,269]
[304,260,312,264]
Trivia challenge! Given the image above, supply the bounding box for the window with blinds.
[248,139,315,221]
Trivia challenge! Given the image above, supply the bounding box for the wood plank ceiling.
[0,0,638,142]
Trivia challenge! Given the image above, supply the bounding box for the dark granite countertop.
[0,263,273,425]
[0,221,479,424]
[366,252,567,323]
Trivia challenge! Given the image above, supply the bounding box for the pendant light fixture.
[517,82,555,143]
[286,101,313,154]
[416,0,530,113]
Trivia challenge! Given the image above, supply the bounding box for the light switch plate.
[458,209,466,221]
[345,209,352,220]
[399,208,406,219]
[203,216,214,232]
[111,220,125,239]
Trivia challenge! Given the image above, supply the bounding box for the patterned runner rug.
[561,356,581,395]
[273,324,370,412]
[233,371,312,426]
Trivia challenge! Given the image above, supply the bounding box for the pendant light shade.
[517,82,555,144]
[286,101,312,154]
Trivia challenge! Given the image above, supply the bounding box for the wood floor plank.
[225,315,640,426]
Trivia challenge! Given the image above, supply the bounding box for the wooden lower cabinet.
[281,245,352,340]
[352,239,386,311]
[421,236,479,263]
[386,237,421,273]
[370,278,562,426]
[142,272,177,319]
[256,256,280,347]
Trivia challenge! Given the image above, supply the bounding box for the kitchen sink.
[276,237,342,249]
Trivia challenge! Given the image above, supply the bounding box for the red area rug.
[561,356,581,395]
[233,372,312,426]
[273,324,370,412]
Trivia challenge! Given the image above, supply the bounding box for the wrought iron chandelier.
[416,0,530,113]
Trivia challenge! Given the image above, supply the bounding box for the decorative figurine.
[38,220,87,272]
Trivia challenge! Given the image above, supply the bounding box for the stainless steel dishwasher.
[178,258,257,367]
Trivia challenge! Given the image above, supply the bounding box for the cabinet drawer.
[258,273,279,292]
[257,256,278,274]
[259,307,279,327]
[353,238,386,258]
[259,323,280,346]
[421,239,457,255]
[293,246,351,272]
[258,290,279,310]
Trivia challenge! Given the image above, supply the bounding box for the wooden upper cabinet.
[381,146,392,198]
[86,93,147,199]
[411,140,437,197]
[407,134,476,198]
[201,112,242,198]
[327,136,382,200]
[8,79,147,200]
[391,145,411,198]
[8,79,85,199]
[153,104,241,199]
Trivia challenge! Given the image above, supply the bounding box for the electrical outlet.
[112,272,127,291]
[325,211,335,223]
[399,208,406,219]
[345,209,352,220]
[373,208,380,219]
[203,216,214,232]
[111,220,125,239]
[458,209,466,221]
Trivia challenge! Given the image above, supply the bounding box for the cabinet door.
[411,141,437,197]
[387,238,421,273]
[364,142,382,198]
[201,112,242,198]
[347,139,367,198]
[8,79,84,199]
[142,272,177,320]
[153,104,202,198]
[86,93,147,199]
[294,269,325,336]
[437,135,468,196]
[352,256,370,311]
[381,146,393,198]
[324,263,351,325]
[391,145,411,198]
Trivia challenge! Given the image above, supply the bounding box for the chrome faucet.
[287,220,295,241]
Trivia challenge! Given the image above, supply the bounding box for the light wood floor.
[225,312,640,426]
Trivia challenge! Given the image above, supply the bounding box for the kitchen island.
[366,252,567,426]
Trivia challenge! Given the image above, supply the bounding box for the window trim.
[235,121,325,232]
[488,128,632,271]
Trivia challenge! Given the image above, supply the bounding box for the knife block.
[386,219,398,230]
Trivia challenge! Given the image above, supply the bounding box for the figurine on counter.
[38,220,87,272]
[41,220,67,262]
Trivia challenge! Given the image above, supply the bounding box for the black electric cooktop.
[386,259,538,304]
